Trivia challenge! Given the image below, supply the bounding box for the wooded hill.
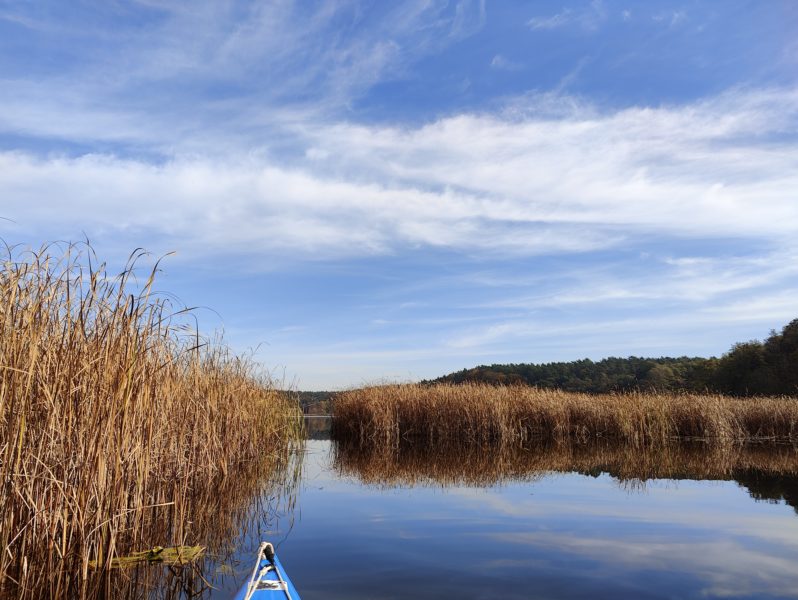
[433,318,798,396]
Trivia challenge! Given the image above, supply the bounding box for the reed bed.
[83,443,303,600]
[334,439,798,490]
[0,243,303,599]
[332,383,798,447]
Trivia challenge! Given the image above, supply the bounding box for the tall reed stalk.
[0,243,303,598]
[333,383,798,447]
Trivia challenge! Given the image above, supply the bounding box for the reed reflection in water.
[333,439,798,509]
[128,442,302,600]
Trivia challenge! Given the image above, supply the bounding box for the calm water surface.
[207,419,798,600]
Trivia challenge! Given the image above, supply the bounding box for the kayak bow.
[234,542,301,600]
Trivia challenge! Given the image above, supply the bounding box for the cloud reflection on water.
[318,439,798,599]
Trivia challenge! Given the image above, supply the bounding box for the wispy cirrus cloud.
[3,88,797,262]
[0,0,487,150]
[3,86,798,259]
[528,0,607,32]
[527,8,574,31]
[490,54,523,71]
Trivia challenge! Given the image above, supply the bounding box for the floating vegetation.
[0,242,304,599]
[333,383,798,448]
[87,546,205,570]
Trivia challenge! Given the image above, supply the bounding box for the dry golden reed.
[332,383,798,447]
[0,243,303,598]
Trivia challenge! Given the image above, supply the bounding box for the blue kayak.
[233,542,301,600]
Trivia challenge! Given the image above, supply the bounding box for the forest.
[433,318,798,396]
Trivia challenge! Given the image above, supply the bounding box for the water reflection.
[304,415,333,440]
[18,418,798,599]
[333,439,798,510]
[279,435,798,600]
[46,443,305,600]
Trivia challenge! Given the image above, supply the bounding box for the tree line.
[433,318,798,396]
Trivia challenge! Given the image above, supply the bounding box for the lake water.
[197,418,798,600]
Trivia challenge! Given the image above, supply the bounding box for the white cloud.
[301,88,798,242]
[489,54,523,71]
[0,152,620,260]
[528,9,574,31]
[528,1,607,32]
[3,88,798,263]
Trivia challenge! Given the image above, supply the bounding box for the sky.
[1,1,797,390]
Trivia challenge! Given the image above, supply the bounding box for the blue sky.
[1,1,797,389]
